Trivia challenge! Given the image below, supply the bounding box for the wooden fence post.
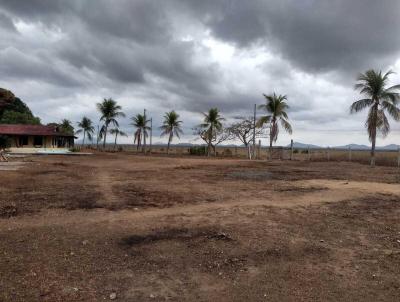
[258,140,261,160]
[290,139,294,161]
[397,147,400,168]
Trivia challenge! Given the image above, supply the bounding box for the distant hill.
[376,144,400,151]
[287,141,400,151]
[334,144,370,150]
[287,142,322,149]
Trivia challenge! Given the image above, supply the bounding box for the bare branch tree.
[226,117,268,159]
[193,125,231,156]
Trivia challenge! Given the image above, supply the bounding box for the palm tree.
[350,70,400,166]
[76,117,95,146]
[59,119,74,135]
[257,93,292,160]
[201,108,225,157]
[131,113,150,151]
[109,128,128,150]
[160,111,183,154]
[96,98,125,149]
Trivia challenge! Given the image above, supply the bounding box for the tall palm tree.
[160,111,183,154]
[131,113,150,151]
[201,108,225,157]
[350,70,400,166]
[76,116,95,146]
[109,128,128,150]
[257,93,292,160]
[96,98,125,149]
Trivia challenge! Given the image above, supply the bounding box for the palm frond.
[280,118,293,135]
[350,98,374,113]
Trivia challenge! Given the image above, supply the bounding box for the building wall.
[8,135,73,148]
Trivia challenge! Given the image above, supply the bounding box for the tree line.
[74,92,293,158]
[77,69,400,165]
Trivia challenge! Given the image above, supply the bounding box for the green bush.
[189,146,207,156]
[0,135,11,149]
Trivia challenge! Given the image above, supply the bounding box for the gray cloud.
[0,0,399,146]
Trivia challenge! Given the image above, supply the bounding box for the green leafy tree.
[200,108,225,157]
[160,111,183,154]
[96,98,125,149]
[109,128,128,150]
[59,119,74,135]
[0,111,41,125]
[257,93,292,160]
[76,116,95,146]
[131,113,150,151]
[350,70,400,166]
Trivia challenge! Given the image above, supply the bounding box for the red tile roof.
[0,124,75,137]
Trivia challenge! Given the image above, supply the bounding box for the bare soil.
[1,153,400,301]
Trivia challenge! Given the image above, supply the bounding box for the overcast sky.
[1,0,400,146]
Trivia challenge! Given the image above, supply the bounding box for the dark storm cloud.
[0,11,16,32]
[179,0,400,73]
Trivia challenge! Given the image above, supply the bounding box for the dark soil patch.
[226,170,273,180]
[275,185,328,192]
[121,227,233,246]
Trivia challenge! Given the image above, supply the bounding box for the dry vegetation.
[1,153,400,301]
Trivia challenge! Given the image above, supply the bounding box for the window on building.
[19,136,29,146]
[33,136,43,146]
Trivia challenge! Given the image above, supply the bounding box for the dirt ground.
[1,153,400,301]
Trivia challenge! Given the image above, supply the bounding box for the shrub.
[69,147,81,152]
[223,148,232,156]
[189,146,207,156]
[0,135,11,149]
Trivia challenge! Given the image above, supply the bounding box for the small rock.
[149,294,155,298]
[396,240,400,244]
[110,292,117,300]
[320,240,325,243]
[82,240,89,246]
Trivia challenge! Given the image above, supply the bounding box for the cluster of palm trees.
[74,68,400,166]
[75,98,184,153]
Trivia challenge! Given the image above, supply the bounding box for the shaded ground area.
[0,153,400,301]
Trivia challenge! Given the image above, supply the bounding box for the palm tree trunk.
[137,133,141,151]
[143,128,146,154]
[83,131,86,147]
[114,133,118,150]
[167,132,172,155]
[103,124,108,150]
[370,104,378,167]
[371,135,376,167]
[207,126,212,157]
[269,123,273,160]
